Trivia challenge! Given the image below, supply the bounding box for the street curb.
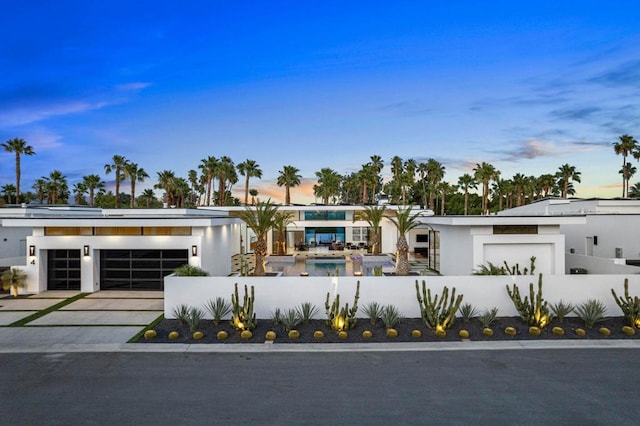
[1,339,639,354]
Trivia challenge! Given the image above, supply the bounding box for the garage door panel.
[100,249,188,290]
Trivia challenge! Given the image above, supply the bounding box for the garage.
[100,249,188,290]
[47,249,81,290]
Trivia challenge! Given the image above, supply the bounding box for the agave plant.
[296,302,319,326]
[380,305,402,329]
[575,299,607,328]
[478,307,499,328]
[361,301,384,325]
[204,297,232,325]
[172,304,190,325]
[280,308,302,332]
[186,307,205,332]
[271,308,282,325]
[458,303,479,323]
[550,300,575,323]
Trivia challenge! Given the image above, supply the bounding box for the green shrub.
[575,299,607,329]
[458,303,478,323]
[280,309,302,332]
[271,308,282,325]
[361,301,384,325]
[296,302,319,326]
[478,307,499,328]
[186,307,205,332]
[173,264,209,276]
[380,305,402,329]
[204,297,232,325]
[550,300,574,323]
[172,304,190,325]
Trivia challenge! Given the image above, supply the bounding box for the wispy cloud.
[0,100,111,127]
[115,82,152,91]
[548,106,601,121]
[377,99,431,115]
[589,59,640,88]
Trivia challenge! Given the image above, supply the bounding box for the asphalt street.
[1,348,638,425]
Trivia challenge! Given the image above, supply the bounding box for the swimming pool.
[266,258,394,276]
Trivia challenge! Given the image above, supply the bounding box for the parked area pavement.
[2,291,640,354]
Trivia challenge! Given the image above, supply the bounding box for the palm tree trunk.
[253,237,267,276]
[15,153,21,201]
[395,236,410,276]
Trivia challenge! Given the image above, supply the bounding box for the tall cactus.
[503,256,536,276]
[506,273,550,328]
[325,281,360,331]
[612,278,640,328]
[231,283,257,331]
[415,280,464,331]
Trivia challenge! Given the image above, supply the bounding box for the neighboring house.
[1,207,240,293]
[415,215,585,275]
[499,198,640,274]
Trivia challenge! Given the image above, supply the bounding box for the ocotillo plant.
[612,278,640,328]
[506,273,550,328]
[231,283,257,331]
[415,280,464,331]
[325,281,360,331]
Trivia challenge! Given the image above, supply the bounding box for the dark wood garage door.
[100,249,188,290]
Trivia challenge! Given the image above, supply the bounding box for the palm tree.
[556,164,581,198]
[277,165,301,205]
[612,134,639,197]
[187,169,201,206]
[215,156,237,206]
[457,174,477,215]
[369,154,384,202]
[155,170,176,206]
[104,155,128,208]
[357,205,387,255]
[629,182,640,199]
[474,162,498,215]
[620,163,637,198]
[45,170,68,205]
[1,184,16,204]
[314,168,341,205]
[237,159,263,206]
[81,174,105,207]
[249,188,259,205]
[426,159,445,210]
[237,201,279,276]
[32,178,47,204]
[417,162,429,208]
[512,173,527,206]
[1,138,36,202]
[123,162,149,208]
[1,267,27,297]
[538,174,556,198]
[73,182,87,205]
[388,206,422,275]
[198,156,218,206]
[273,211,294,255]
[139,189,157,208]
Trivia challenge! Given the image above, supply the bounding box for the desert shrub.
[204,297,232,325]
[186,307,205,332]
[280,309,302,332]
[380,305,402,329]
[271,308,282,325]
[172,304,190,325]
[361,301,384,325]
[550,300,574,323]
[478,307,499,328]
[173,264,209,276]
[458,303,478,323]
[575,299,607,328]
[296,302,319,326]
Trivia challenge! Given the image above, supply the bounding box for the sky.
[1,1,639,204]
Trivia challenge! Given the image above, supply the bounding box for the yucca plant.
[550,300,575,323]
[478,307,499,328]
[280,309,302,332]
[361,301,384,325]
[575,299,607,329]
[458,303,479,324]
[186,307,205,332]
[172,304,190,325]
[204,297,232,325]
[271,308,282,325]
[296,302,319,326]
[380,305,402,329]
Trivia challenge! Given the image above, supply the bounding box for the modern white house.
[1,207,241,294]
[499,198,640,274]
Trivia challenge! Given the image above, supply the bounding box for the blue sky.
[1,1,639,204]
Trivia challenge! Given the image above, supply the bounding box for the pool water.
[266,259,394,276]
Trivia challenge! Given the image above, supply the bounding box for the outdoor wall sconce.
[29,245,35,256]
[191,245,198,256]
[83,245,90,257]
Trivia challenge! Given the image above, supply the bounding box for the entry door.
[47,249,81,290]
[585,237,594,256]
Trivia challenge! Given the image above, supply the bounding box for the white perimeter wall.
[563,216,640,260]
[165,274,640,320]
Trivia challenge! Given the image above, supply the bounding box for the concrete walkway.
[1,291,640,353]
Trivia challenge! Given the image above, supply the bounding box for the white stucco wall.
[0,225,31,259]
[165,274,640,320]
[563,215,640,261]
